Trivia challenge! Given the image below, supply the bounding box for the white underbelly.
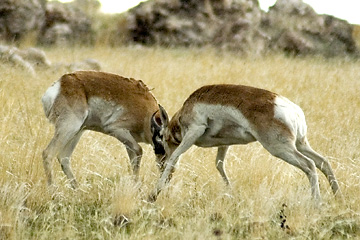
[85,97,125,130]
[195,124,256,147]
[191,104,256,147]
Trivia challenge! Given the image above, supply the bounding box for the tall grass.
[0,46,359,239]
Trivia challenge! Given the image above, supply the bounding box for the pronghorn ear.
[158,104,169,127]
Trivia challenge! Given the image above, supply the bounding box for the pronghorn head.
[151,104,182,172]
[151,105,169,171]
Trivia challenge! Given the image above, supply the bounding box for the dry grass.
[0,46,359,239]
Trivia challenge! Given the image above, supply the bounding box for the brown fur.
[54,71,160,143]
[182,84,276,121]
[171,84,292,139]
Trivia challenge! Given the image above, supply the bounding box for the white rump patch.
[274,96,307,138]
[42,80,60,118]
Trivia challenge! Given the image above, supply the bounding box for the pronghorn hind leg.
[43,130,80,187]
[296,137,341,197]
[42,137,58,186]
[42,114,85,187]
[260,138,321,202]
[57,131,83,188]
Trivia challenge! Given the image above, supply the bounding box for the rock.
[38,1,94,45]
[125,0,358,57]
[0,45,51,76]
[67,58,101,72]
[264,0,358,56]
[52,58,102,72]
[0,0,94,46]
[127,0,263,54]
[18,47,51,67]
[0,44,101,75]
[0,0,45,42]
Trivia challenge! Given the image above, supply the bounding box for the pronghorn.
[149,84,341,202]
[41,71,165,188]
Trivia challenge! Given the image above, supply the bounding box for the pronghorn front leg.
[109,128,143,181]
[216,146,230,186]
[149,125,207,201]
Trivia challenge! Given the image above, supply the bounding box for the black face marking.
[151,110,165,155]
[172,134,182,145]
[152,131,165,155]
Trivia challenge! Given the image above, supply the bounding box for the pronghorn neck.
[167,111,183,145]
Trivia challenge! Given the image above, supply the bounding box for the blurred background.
[0,0,359,57]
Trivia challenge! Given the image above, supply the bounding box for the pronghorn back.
[59,71,156,104]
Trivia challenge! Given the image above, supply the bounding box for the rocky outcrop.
[0,0,94,45]
[38,1,94,45]
[127,0,263,53]
[0,0,45,42]
[126,0,358,56]
[263,0,357,57]
[0,0,357,57]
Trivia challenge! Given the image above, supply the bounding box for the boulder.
[264,0,358,56]
[66,58,102,72]
[0,44,101,75]
[38,1,94,45]
[0,45,51,76]
[126,0,358,57]
[127,0,264,54]
[52,58,102,73]
[0,0,45,42]
[0,0,94,46]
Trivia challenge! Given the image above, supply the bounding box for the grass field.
[0,46,359,239]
